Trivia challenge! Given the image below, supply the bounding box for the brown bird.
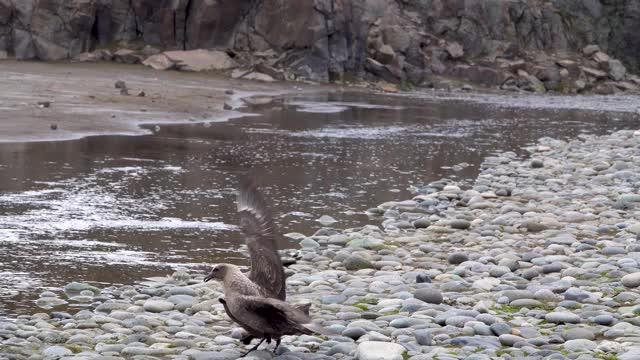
[204,178,318,356]
[206,264,321,356]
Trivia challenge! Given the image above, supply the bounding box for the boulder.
[593,82,618,95]
[143,53,176,71]
[113,49,144,64]
[556,59,580,77]
[184,1,253,49]
[581,66,608,80]
[534,64,562,90]
[163,50,237,72]
[72,49,111,62]
[450,65,502,86]
[592,51,610,65]
[254,63,286,81]
[382,25,412,54]
[365,57,401,83]
[582,44,601,56]
[615,81,638,91]
[499,59,526,72]
[559,68,569,78]
[517,71,546,93]
[607,59,627,81]
[241,72,277,82]
[376,44,396,65]
[446,42,464,59]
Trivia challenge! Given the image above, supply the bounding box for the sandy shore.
[0,61,316,143]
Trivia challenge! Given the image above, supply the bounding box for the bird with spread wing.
[204,178,322,357]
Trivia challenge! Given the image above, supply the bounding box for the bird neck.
[222,269,259,296]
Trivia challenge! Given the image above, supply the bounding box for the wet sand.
[0,61,313,143]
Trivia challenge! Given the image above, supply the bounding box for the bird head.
[204,264,230,282]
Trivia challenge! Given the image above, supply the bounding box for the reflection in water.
[0,91,638,318]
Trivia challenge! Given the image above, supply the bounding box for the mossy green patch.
[595,353,619,360]
[399,80,415,92]
[553,79,573,94]
[359,297,379,305]
[383,309,400,316]
[353,303,369,311]
[64,345,83,354]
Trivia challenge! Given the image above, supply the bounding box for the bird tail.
[295,303,312,317]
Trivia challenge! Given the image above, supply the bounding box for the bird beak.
[204,272,214,283]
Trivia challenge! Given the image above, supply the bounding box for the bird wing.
[237,177,286,300]
[240,296,313,336]
[219,298,260,337]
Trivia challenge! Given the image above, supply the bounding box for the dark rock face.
[0,0,638,81]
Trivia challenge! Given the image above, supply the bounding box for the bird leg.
[240,337,266,358]
[265,336,272,344]
[273,337,281,353]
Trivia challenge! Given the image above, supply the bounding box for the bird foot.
[240,337,266,358]
[273,338,281,354]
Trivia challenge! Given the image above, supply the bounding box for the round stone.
[448,252,469,265]
[356,341,405,360]
[564,339,597,351]
[415,329,433,346]
[490,323,512,336]
[300,238,320,248]
[416,273,432,283]
[64,282,100,294]
[414,288,443,304]
[510,299,543,308]
[499,334,525,346]
[621,272,640,288]
[530,159,544,168]
[344,256,374,270]
[328,343,357,357]
[43,346,73,357]
[167,295,195,311]
[342,327,367,340]
[445,316,475,327]
[413,219,431,229]
[489,266,511,277]
[592,315,614,326]
[562,328,595,341]
[564,288,591,301]
[545,312,581,324]
[450,219,471,230]
[143,299,175,313]
[40,291,57,298]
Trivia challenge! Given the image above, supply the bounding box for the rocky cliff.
[1,0,639,93]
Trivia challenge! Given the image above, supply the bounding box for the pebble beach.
[2,129,640,360]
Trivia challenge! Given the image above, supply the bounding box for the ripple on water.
[0,164,234,238]
[288,101,405,113]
